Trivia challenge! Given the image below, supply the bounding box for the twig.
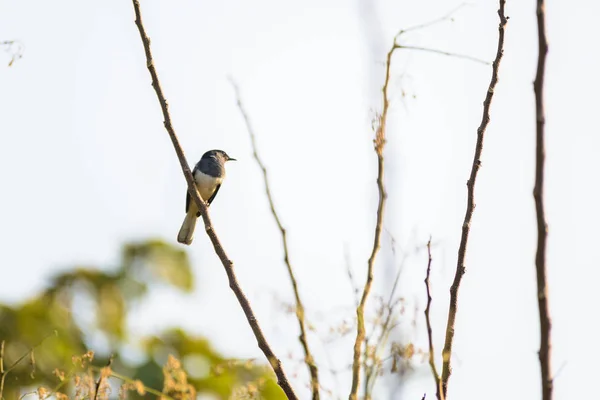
[392,45,489,65]
[0,340,4,400]
[345,245,360,308]
[0,333,56,400]
[93,355,114,400]
[230,79,320,400]
[424,238,442,400]
[363,337,371,400]
[392,5,490,66]
[1,40,24,67]
[439,2,507,398]
[93,367,176,400]
[398,3,469,35]
[130,2,297,399]
[533,0,553,399]
[17,391,37,400]
[348,31,390,400]
[364,238,421,395]
[313,333,342,400]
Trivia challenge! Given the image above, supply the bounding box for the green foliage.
[0,239,282,399]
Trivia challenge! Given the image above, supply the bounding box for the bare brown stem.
[130,2,297,398]
[533,0,553,399]
[94,367,176,400]
[348,36,390,400]
[365,239,421,396]
[424,238,442,400]
[440,2,507,398]
[230,80,320,400]
[93,355,114,400]
[0,340,5,400]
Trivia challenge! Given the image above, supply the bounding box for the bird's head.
[202,149,236,164]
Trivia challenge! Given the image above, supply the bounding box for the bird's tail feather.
[177,211,197,245]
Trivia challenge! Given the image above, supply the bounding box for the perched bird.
[177,149,236,245]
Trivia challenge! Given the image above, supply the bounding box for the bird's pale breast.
[194,169,223,201]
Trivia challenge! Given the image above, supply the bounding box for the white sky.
[1,0,598,399]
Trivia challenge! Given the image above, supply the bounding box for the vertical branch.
[348,38,391,400]
[363,336,372,400]
[0,334,56,400]
[424,238,442,400]
[130,2,297,399]
[364,238,418,396]
[93,355,114,400]
[230,81,321,400]
[0,340,5,400]
[440,1,507,398]
[533,0,553,399]
[347,7,491,396]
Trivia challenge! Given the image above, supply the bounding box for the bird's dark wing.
[185,190,191,213]
[207,184,221,205]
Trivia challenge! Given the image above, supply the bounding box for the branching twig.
[130,2,297,398]
[424,238,442,400]
[348,34,390,400]
[93,355,114,400]
[364,238,422,396]
[230,79,320,400]
[1,40,24,67]
[440,2,507,398]
[392,5,490,66]
[397,3,468,35]
[0,333,56,400]
[347,7,469,395]
[93,367,176,400]
[533,0,553,399]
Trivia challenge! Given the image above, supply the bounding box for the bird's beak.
[228,157,237,161]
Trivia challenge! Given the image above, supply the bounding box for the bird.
[177,149,236,245]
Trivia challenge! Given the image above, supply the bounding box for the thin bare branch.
[230,79,320,400]
[0,340,4,400]
[363,336,372,400]
[533,0,553,398]
[424,238,442,400]
[0,333,56,400]
[130,2,297,398]
[390,4,489,66]
[396,3,470,36]
[440,2,507,398]
[364,238,423,396]
[93,355,114,400]
[348,33,390,400]
[345,245,361,308]
[393,44,490,65]
[96,367,176,400]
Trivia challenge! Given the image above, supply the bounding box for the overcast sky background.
[1,0,598,399]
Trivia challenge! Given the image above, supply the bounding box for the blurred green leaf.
[122,239,194,292]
